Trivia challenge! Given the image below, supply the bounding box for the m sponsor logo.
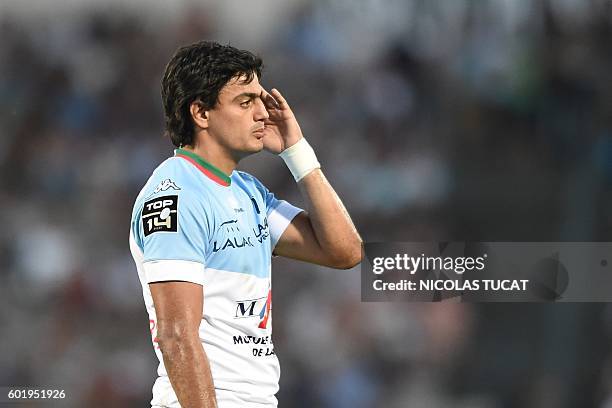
[235,296,267,318]
[234,289,272,329]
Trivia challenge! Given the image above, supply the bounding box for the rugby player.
[129,41,361,408]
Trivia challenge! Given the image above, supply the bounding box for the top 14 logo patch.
[142,195,178,236]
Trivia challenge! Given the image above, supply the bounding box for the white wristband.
[279,138,321,182]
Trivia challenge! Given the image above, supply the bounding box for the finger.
[261,89,280,110]
[270,88,288,109]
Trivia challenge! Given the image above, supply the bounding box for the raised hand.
[261,88,304,154]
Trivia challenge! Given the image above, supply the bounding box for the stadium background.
[1,0,612,407]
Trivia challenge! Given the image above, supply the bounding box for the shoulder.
[150,157,197,189]
[233,170,261,185]
[132,157,210,215]
[233,170,268,195]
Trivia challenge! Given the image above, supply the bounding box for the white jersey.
[129,148,302,407]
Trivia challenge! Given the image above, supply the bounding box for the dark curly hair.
[161,41,263,147]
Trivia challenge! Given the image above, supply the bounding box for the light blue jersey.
[129,148,302,408]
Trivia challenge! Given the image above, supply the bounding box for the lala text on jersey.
[212,215,270,253]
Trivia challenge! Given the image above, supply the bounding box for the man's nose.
[254,98,269,121]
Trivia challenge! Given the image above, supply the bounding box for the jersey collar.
[174,148,232,187]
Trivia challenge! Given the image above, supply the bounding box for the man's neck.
[182,143,237,177]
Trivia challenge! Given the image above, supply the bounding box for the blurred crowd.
[1,0,611,407]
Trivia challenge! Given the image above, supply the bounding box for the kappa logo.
[151,179,180,195]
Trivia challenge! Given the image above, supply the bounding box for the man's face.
[205,74,269,159]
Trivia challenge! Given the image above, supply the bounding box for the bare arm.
[274,169,362,268]
[260,88,361,268]
[149,281,217,408]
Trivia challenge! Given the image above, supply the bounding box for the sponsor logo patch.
[142,195,178,236]
[234,288,272,329]
[235,296,268,319]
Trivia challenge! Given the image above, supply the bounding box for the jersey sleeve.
[262,188,303,250]
[137,191,210,285]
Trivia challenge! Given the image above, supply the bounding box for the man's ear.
[190,100,209,129]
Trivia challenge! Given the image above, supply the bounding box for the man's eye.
[240,100,252,107]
